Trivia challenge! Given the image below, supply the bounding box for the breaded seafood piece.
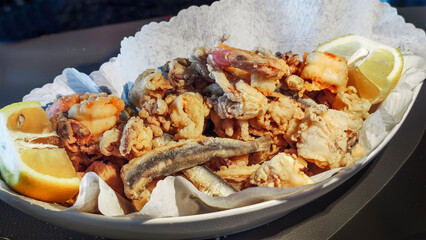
[169,92,210,140]
[119,117,153,157]
[209,43,291,96]
[99,128,122,157]
[301,52,349,94]
[209,69,268,120]
[284,75,305,92]
[296,104,364,169]
[249,152,314,188]
[99,117,153,159]
[209,111,253,141]
[216,164,261,183]
[129,69,172,109]
[47,93,125,136]
[251,92,304,138]
[332,86,372,120]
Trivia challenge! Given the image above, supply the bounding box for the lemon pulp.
[0,101,80,202]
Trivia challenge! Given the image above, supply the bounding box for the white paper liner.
[2,0,425,218]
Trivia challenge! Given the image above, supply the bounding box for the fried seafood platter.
[0,34,403,215]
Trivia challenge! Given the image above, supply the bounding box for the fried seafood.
[301,52,349,94]
[183,165,238,197]
[129,69,172,109]
[209,44,291,95]
[284,75,305,92]
[215,164,261,188]
[100,117,154,159]
[33,39,377,209]
[48,93,124,135]
[119,117,154,157]
[99,128,121,157]
[48,93,125,152]
[332,86,372,120]
[209,111,253,141]
[121,136,271,199]
[169,92,210,140]
[249,92,304,138]
[249,152,314,188]
[47,93,126,190]
[208,70,268,120]
[296,104,364,169]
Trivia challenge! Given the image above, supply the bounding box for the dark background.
[0,0,425,41]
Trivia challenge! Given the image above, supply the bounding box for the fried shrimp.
[209,43,291,95]
[46,93,125,174]
[67,95,124,135]
[48,93,125,135]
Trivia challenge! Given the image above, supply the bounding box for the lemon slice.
[316,34,404,104]
[0,101,80,202]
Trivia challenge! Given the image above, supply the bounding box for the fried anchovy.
[121,136,271,199]
[183,165,238,197]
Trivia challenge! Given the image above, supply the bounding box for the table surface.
[0,6,425,240]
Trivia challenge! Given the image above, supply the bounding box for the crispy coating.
[209,44,291,96]
[129,69,173,109]
[301,52,349,94]
[99,128,121,157]
[296,104,364,169]
[120,117,153,157]
[48,93,124,137]
[280,52,303,76]
[210,111,253,141]
[169,92,210,140]
[163,57,212,95]
[209,69,268,119]
[216,164,261,183]
[285,75,305,92]
[66,94,124,135]
[332,86,372,120]
[138,110,171,137]
[253,92,304,136]
[249,152,314,188]
[99,117,153,159]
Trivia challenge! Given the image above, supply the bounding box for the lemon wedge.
[0,101,80,202]
[316,34,404,104]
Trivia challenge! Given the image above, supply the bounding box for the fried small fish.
[121,136,271,199]
[183,165,238,197]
